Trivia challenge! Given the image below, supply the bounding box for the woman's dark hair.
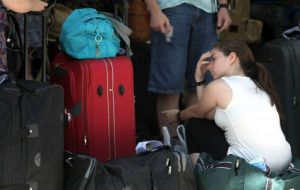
[213,40,284,118]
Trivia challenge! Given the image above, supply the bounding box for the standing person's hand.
[216,8,231,34]
[150,10,172,35]
[195,52,212,82]
[2,0,48,13]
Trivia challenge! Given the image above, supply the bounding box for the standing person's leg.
[156,94,180,136]
[186,8,218,106]
[148,3,194,137]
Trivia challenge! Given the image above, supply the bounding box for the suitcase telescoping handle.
[111,0,132,56]
[23,10,49,82]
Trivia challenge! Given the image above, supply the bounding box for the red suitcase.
[50,53,136,162]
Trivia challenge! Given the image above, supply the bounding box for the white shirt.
[214,76,292,173]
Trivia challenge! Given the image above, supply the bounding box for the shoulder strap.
[101,12,133,56]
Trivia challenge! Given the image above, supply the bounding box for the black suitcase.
[262,38,300,157]
[0,80,64,190]
[0,8,65,190]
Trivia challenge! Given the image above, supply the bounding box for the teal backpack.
[60,8,132,59]
[195,152,300,190]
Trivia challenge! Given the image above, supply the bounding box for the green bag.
[195,153,300,190]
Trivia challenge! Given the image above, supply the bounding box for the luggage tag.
[135,140,164,154]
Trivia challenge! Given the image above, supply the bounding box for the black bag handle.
[281,26,300,40]
[0,184,29,190]
[0,127,30,150]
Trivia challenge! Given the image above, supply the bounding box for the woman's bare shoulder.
[205,78,232,109]
[206,78,229,91]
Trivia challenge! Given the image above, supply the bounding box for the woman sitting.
[163,40,292,174]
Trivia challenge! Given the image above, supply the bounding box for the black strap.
[6,11,23,51]
[0,128,30,150]
[0,184,29,190]
[0,71,8,76]
[213,161,232,169]
[6,11,24,81]
[70,102,82,117]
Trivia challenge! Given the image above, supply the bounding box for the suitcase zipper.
[106,58,118,160]
[103,59,113,160]
[83,136,88,146]
[79,61,90,148]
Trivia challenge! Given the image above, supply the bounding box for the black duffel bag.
[64,146,196,190]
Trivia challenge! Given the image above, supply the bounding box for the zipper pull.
[95,31,102,58]
[83,135,88,146]
[293,96,297,106]
[235,159,240,176]
[66,158,72,166]
[64,109,72,122]
[168,165,172,175]
[166,157,172,175]
[165,157,170,167]
[95,42,100,58]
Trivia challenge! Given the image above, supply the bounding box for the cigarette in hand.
[165,26,173,43]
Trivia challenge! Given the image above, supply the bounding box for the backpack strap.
[101,12,133,56]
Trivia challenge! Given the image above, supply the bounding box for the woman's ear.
[228,52,237,65]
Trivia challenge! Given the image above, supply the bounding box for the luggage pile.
[2,1,300,190]
[50,7,136,163]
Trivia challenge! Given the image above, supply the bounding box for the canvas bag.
[60,8,132,59]
[48,3,73,41]
[194,152,300,190]
[128,0,151,42]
